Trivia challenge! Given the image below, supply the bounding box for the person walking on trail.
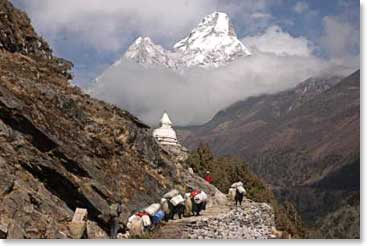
[204,171,213,184]
[109,203,122,239]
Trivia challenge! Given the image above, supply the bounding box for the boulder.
[72,208,88,222]
[0,224,8,239]
[68,222,86,239]
[86,221,109,239]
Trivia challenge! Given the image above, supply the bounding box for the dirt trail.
[151,198,275,239]
[152,203,232,239]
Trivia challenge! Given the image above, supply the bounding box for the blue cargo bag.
[152,210,165,224]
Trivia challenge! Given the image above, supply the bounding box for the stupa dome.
[153,113,179,146]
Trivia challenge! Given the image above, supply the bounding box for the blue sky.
[11,0,360,87]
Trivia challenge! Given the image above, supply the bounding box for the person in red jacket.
[204,171,213,184]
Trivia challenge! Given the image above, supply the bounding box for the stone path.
[151,199,275,239]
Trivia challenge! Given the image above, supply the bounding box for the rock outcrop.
[0,0,72,78]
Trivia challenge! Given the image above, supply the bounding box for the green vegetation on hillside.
[186,143,305,238]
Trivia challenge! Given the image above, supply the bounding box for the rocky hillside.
[0,0,215,239]
[0,0,279,239]
[179,71,360,238]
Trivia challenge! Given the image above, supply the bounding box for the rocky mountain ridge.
[179,72,358,183]
[178,71,360,238]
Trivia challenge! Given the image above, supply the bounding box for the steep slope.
[0,0,223,239]
[0,0,177,238]
[178,72,360,237]
[179,73,358,186]
[122,12,250,70]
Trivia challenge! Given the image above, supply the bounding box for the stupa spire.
[160,112,173,126]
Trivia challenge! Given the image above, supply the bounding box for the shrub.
[186,143,305,238]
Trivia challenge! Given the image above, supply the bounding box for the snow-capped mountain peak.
[174,12,236,51]
[178,12,233,45]
[119,12,251,70]
[123,36,174,67]
[173,12,251,67]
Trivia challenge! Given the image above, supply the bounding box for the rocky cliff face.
[0,0,229,239]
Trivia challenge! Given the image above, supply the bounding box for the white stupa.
[153,112,179,146]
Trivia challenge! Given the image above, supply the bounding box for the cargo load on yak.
[163,189,180,199]
[231,181,244,188]
[237,186,246,194]
[128,214,138,223]
[144,203,161,216]
[128,211,151,230]
[127,214,140,231]
[141,214,151,227]
[129,218,144,236]
[193,191,208,204]
[152,210,165,225]
[230,181,246,194]
[190,190,201,198]
[228,187,236,200]
[135,211,149,218]
[170,194,185,206]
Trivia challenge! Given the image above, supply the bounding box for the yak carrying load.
[125,188,209,237]
[228,181,247,206]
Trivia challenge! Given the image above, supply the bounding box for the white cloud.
[88,16,359,126]
[320,16,359,65]
[20,0,219,51]
[241,26,314,57]
[89,52,341,126]
[293,2,309,14]
[14,0,359,127]
[15,0,282,52]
